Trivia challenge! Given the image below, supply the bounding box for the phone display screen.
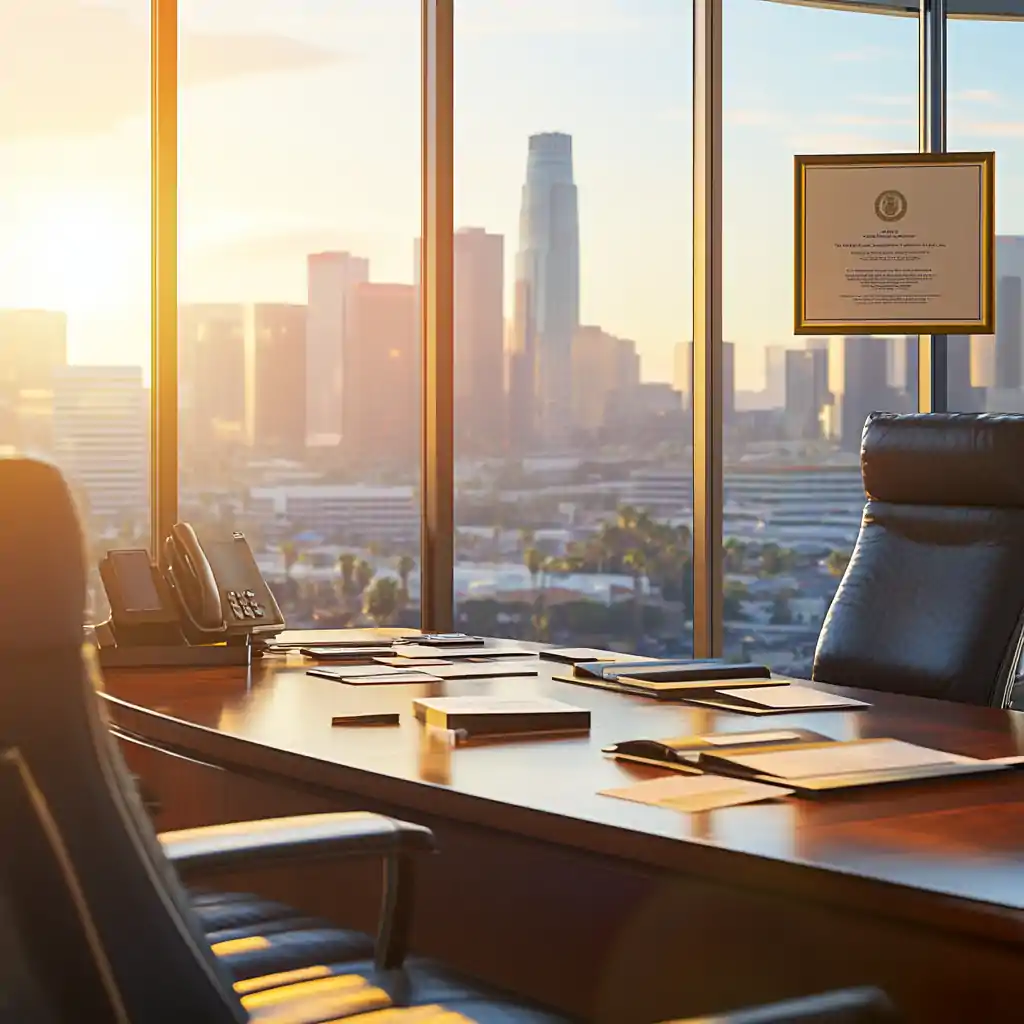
[111,551,163,613]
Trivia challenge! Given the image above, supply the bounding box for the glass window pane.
[178,0,421,630]
[0,0,152,619]
[454,1,694,656]
[723,1,917,675]
[948,18,1023,412]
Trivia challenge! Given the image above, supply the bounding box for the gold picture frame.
[794,151,995,335]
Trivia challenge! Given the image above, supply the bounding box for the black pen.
[332,713,401,727]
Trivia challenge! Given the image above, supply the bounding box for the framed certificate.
[794,152,995,335]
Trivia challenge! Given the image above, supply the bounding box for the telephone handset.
[98,523,284,654]
[163,523,285,642]
[163,523,228,634]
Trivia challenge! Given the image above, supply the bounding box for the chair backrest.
[813,413,1024,706]
[0,458,247,1024]
[0,745,125,1024]
[662,987,898,1023]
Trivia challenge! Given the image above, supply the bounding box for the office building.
[995,275,1023,390]
[306,251,370,448]
[507,277,536,450]
[571,326,640,434]
[825,336,891,451]
[454,229,505,453]
[244,304,308,458]
[179,304,247,456]
[248,484,418,543]
[52,366,147,522]
[343,283,418,465]
[672,341,690,404]
[885,335,917,406]
[514,132,580,446]
[784,347,828,440]
[947,334,985,412]
[764,344,787,408]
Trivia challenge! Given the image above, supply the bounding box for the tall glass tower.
[512,132,580,447]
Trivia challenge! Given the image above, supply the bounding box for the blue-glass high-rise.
[511,132,580,447]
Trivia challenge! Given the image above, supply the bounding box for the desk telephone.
[97,524,285,663]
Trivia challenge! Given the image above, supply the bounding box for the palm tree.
[523,547,545,594]
[363,576,401,626]
[623,548,648,650]
[336,553,356,595]
[355,558,375,596]
[396,554,416,606]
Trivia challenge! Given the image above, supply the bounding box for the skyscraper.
[343,283,418,466]
[244,303,307,457]
[571,326,640,434]
[764,344,787,408]
[514,132,580,447]
[306,251,369,448]
[53,366,147,523]
[826,336,891,451]
[454,229,505,453]
[784,348,828,440]
[179,304,246,456]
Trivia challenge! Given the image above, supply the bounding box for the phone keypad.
[227,589,265,621]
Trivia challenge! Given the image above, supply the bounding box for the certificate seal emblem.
[874,189,907,223]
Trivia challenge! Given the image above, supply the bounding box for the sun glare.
[10,196,147,315]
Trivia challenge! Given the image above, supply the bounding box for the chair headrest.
[0,459,86,649]
[862,412,1024,508]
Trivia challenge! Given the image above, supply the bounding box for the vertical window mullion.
[692,0,724,658]
[151,0,178,554]
[421,0,455,631]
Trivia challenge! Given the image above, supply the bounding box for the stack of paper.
[686,684,868,714]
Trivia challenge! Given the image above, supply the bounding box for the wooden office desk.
[101,643,1024,1023]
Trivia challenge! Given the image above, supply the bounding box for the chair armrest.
[160,812,435,971]
[159,811,435,875]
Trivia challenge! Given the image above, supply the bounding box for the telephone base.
[97,643,251,670]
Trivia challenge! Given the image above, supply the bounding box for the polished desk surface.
[101,638,1024,948]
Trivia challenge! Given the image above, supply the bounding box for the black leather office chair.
[0,746,127,1024]
[813,412,1024,707]
[0,457,567,1024]
[659,987,897,1023]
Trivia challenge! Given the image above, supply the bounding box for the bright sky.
[4,0,1024,390]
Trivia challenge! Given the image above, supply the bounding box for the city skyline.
[6,0,1024,390]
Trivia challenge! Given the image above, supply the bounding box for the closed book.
[604,661,771,684]
[412,696,590,737]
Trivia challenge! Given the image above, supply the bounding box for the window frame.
[150,0,950,650]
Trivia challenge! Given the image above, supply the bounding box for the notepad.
[375,657,452,668]
[725,739,974,777]
[308,668,441,685]
[426,663,539,680]
[601,774,792,812]
[539,648,654,665]
[395,645,535,661]
[686,684,869,714]
[696,737,1015,792]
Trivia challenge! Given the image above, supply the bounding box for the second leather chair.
[813,412,1024,706]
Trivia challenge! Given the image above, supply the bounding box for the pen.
[332,713,401,727]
